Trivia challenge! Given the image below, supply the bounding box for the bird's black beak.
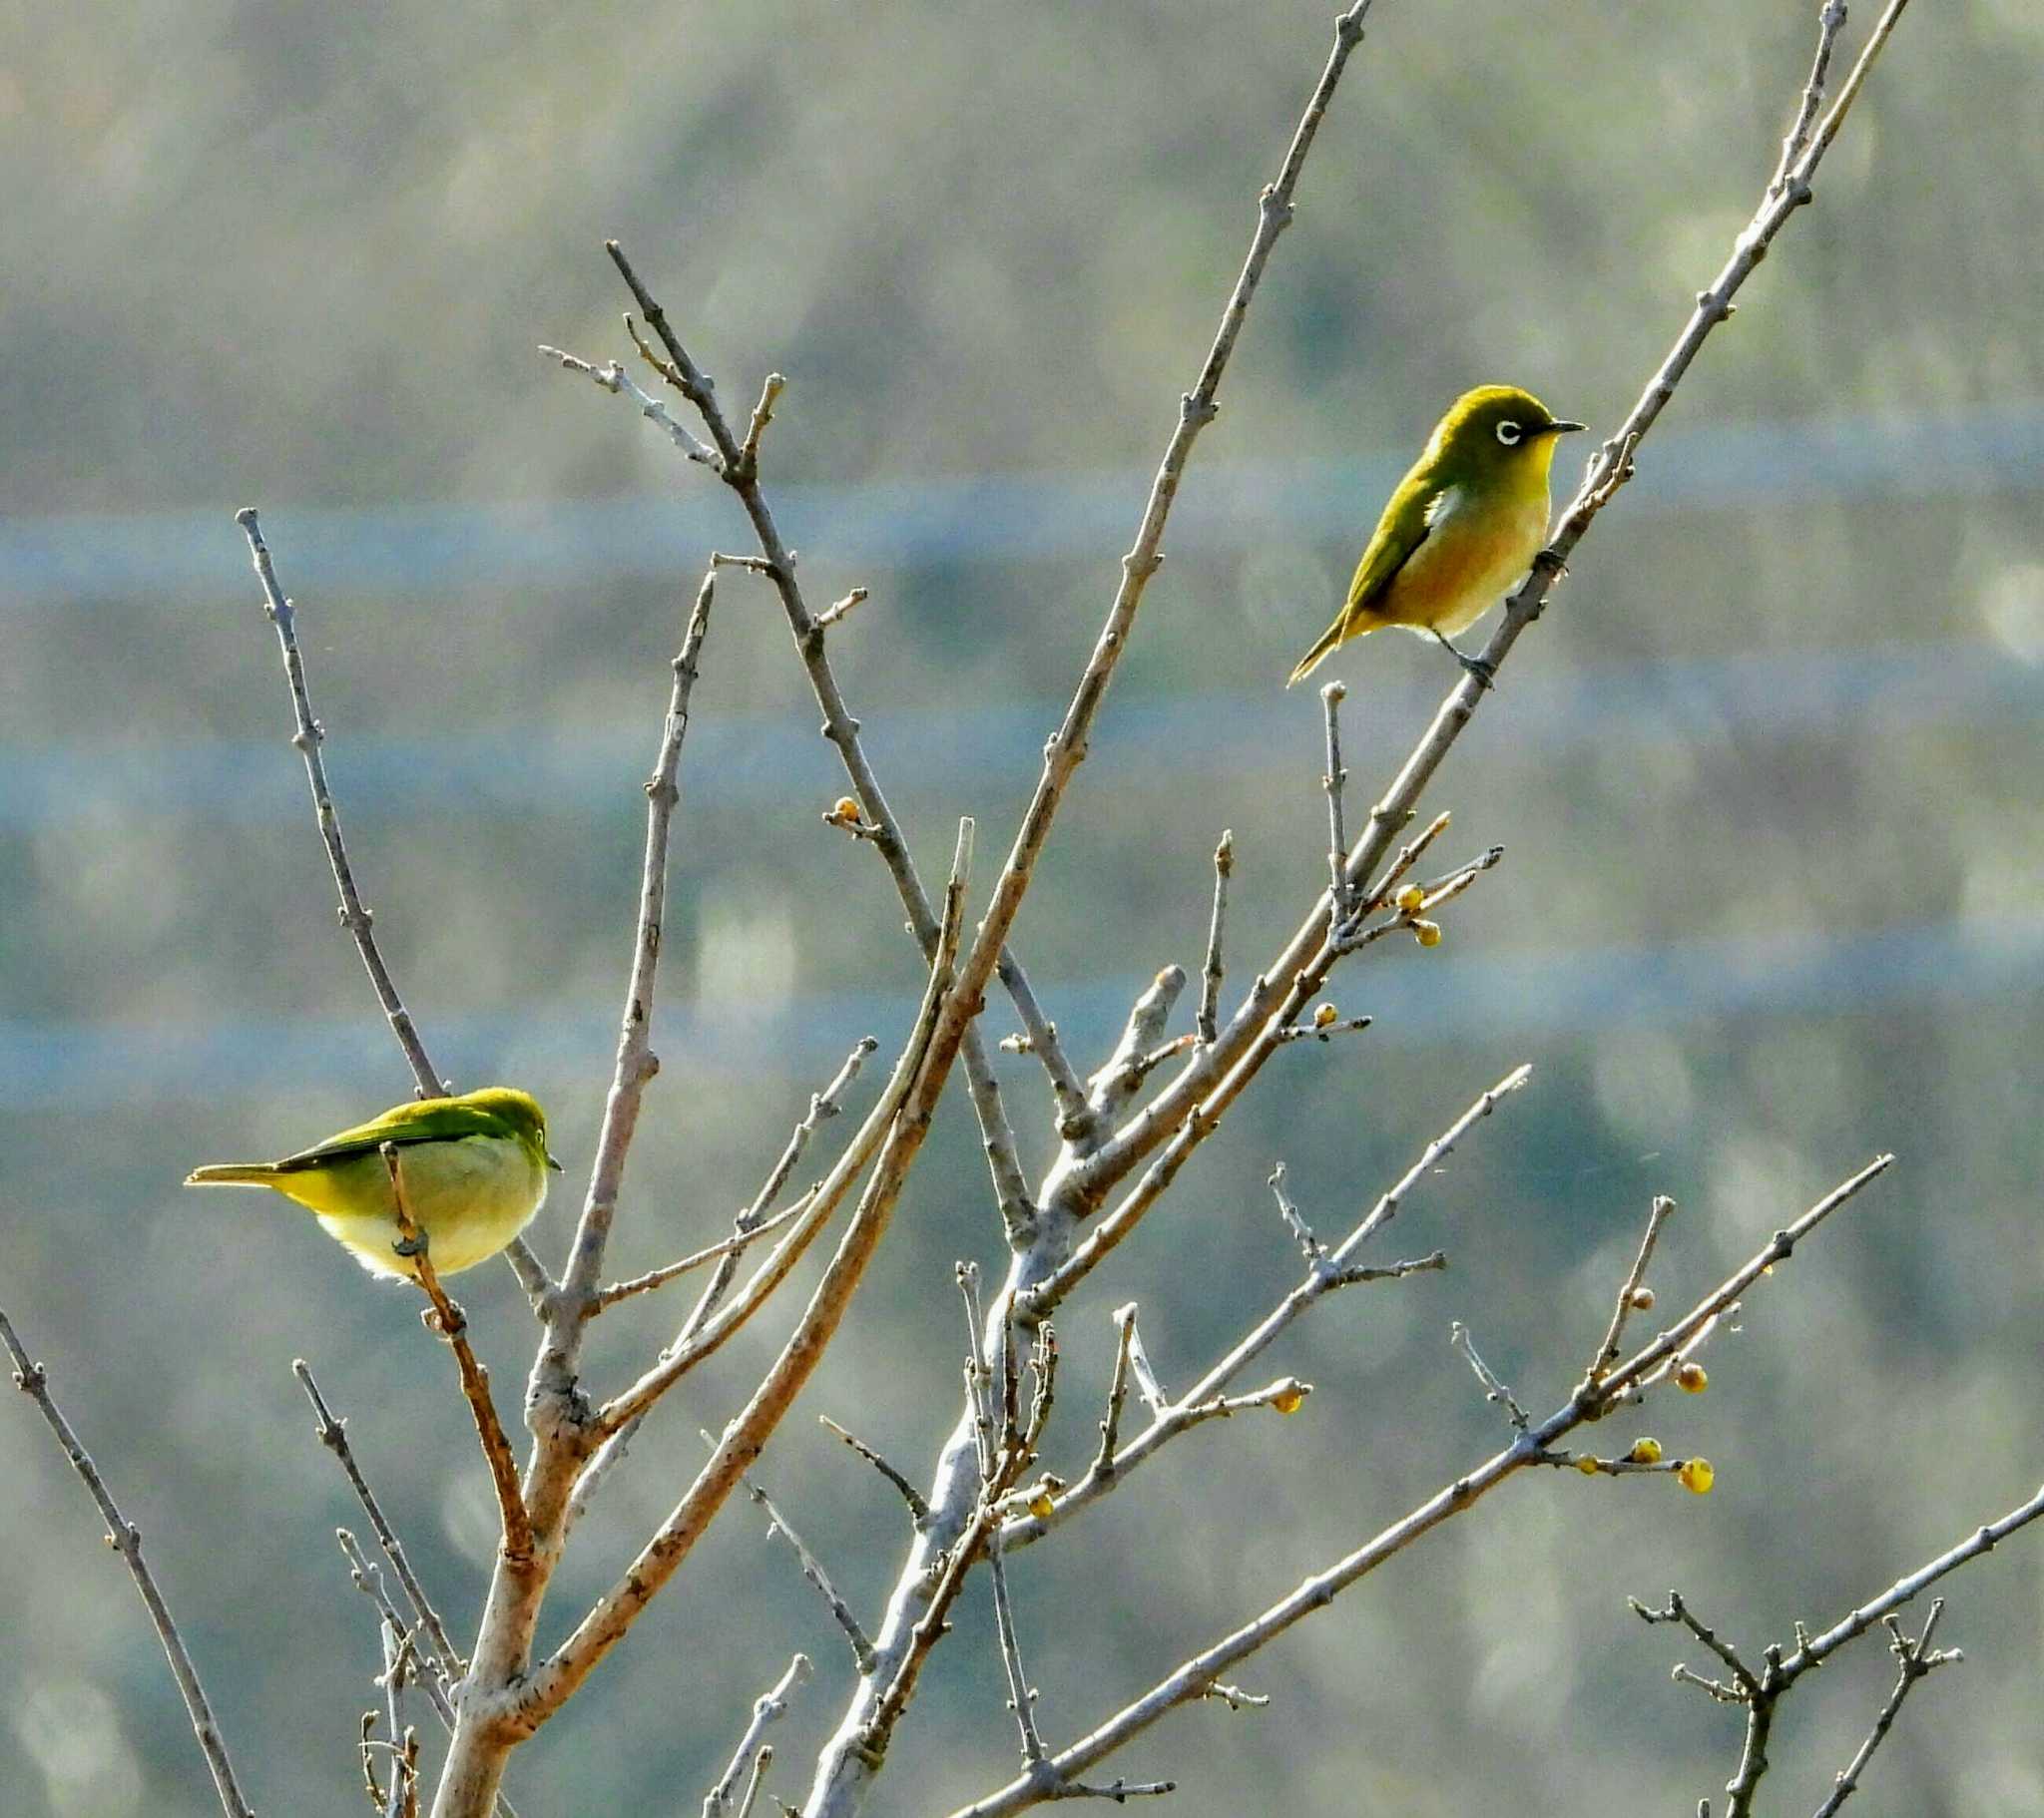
[547,1152,565,1172]
[1540,419,1587,436]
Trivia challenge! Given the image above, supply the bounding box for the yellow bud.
[1312,1002,1338,1029]
[1395,884,1425,913]
[1676,1361,1708,1394]
[1628,1437,1663,1465]
[1630,1286,1656,1311]
[1027,1490,1055,1520]
[1575,1455,1599,1476]
[1678,1457,1715,1496]
[1412,920,1443,948]
[832,796,861,821]
[1271,1386,1305,1416]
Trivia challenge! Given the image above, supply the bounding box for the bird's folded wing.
[1343,475,1437,617]
[273,1100,516,1171]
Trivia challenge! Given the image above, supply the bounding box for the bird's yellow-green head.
[461,1087,562,1173]
[1422,385,1586,488]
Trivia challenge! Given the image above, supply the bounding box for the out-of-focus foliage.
[3,3,2042,1816]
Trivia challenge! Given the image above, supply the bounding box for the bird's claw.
[393,1233,427,1259]
[1456,654,1497,691]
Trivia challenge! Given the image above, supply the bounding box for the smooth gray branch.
[294,1360,462,1688]
[2,1307,256,1818]
[1196,831,1233,1048]
[706,1655,811,1818]
[233,508,550,1303]
[951,1159,1891,1815]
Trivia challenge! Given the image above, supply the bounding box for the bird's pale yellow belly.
[1374,489,1548,639]
[273,1136,546,1279]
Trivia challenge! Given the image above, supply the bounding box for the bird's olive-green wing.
[271,1099,519,1172]
[1342,469,1441,617]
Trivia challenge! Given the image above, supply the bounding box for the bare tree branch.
[479,820,976,1741]
[233,508,551,1304]
[295,1359,462,1688]
[382,1144,533,1567]
[1319,682,1352,920]
[1,1307,256,1818]
[733,1450,877,1674]
[949,1157,1892,1815]
[1810,1606,1958,1818]
[819,1416,930,1530]
[1195,832,1233,1049]
[669,1037,879,1337]
[596,245,1038,1242]
[705,1655,811,1818]
[549,559,718,1333]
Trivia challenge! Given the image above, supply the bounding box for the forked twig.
[1,1308,256,1818]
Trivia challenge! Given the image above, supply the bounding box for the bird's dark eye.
[1495,420,1522,447]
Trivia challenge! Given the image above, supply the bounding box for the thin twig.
[1,1307,256,1818]
[598,242,1037,1241]
[294,1360,462,1686]
[381,1145,533,1566]
[819,1416,930,1529]
[234,509,550,1306]
[814,587,869,633]
[538,345,719,465]
[1771,0,1850,197]
[1810,1606,1958,1818]
[1584,1196,1678,1388]
[1005,1066,1523,1549]
[950,1159,1892,1816]
[1449,1321,1529,1429]
[551,560,718,1331]
[732,1448,877,1675]
[704,1655,810,1818]
[1196,831,1233,1048]
[672,1036,879,1339]
[1267,1164,1322,1262]
[1319,682,1351,920]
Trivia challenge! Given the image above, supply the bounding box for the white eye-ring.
[1495,420,1523,446]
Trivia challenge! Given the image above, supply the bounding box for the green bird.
[1288,385,1585,686]
[185,1087,562,1280]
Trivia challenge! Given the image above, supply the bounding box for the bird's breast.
[1382,486,1549,637]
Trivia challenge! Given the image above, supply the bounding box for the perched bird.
[1288,385,1585,687]
[185,1087,561,1280]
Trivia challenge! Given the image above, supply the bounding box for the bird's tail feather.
[1286,616,1347,687]
[184,1163,279,1187]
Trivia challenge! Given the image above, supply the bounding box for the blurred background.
[4,0,2041,1812]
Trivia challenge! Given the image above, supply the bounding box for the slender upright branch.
[671,1037,879,1338]
[233,508,550,1304]
[1196,832,1233,1048]
[484,821,976,1738]
[706,1655,811,1818]
[1584,1196,1677,1388]
[1319,682,1351,919]
[736,1453,877,1673]
[597,244,1035,1243]
[1810,1606,1957,1818]
[295,1360,462,1686]
[2,1307,256,1818]
[551,561,718,1338]
[1771,0,1850,196]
